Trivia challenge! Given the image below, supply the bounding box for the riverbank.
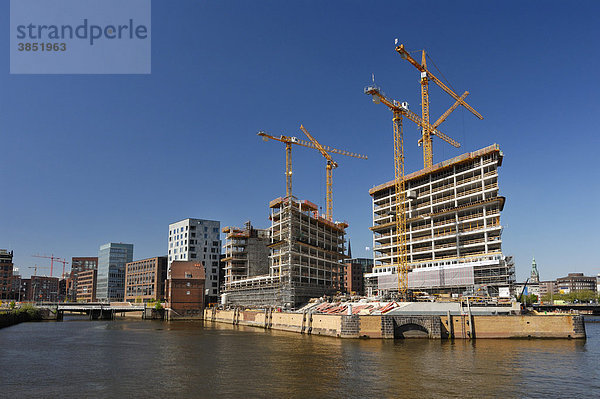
[204,308,586,339]
[0,306,50,328]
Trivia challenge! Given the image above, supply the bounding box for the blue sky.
[1,1,599,281]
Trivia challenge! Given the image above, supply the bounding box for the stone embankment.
[203,308,586,339]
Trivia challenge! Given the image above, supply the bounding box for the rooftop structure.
[366,145,514,296]
[223,197,347,308]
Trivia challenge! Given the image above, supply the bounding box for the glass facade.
[97,243,134,302]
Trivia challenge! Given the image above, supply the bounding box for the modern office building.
[97,243,134,302]
[366,145,515,296]
[168,219,221,303]
[125,256,168,302]
[76,269,97,302]
[223,197,347,308]
[0,250,14,300]
[222,221,270,289]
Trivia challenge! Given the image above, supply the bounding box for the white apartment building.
[366,144,515,296]
[168,218,221,301]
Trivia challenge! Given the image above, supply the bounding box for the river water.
[1,316,599,398]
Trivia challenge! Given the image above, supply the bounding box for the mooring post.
[447,310,454,339]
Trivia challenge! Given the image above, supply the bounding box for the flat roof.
[369,144,502,195]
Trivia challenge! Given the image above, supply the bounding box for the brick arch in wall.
[384,315,442,339]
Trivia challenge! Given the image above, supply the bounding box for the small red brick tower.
[165,261,206,320]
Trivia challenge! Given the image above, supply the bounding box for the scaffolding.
[366,145,515,296]
[223,196,347,308]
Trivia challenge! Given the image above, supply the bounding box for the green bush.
[15,303,41,319]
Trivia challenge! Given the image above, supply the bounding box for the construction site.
[220,42,518,313]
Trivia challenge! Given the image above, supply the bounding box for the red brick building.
[125,256,168,303]
[343,261,364,295]
[27,276,60,302]
[0,250,14,300]
[165,261,205,319]
[69,257,98,301]
[76,269,97,302]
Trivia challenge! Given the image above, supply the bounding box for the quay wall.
[204,308,586,339]
[441,314,586,339]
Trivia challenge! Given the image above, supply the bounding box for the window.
[212,268,217,274]
[212,241,219,247]
[186,290,190,295]
[204,227,208,232]
[212,282,217,287]
[186,282,191,287]
[191,232,196,237]
[191,254,196,259]
[213,227,219,233]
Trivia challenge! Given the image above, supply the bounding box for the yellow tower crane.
[299,124,367,221]
[364,84,454,299]
[258,131,367,205]
[395,43,483,168]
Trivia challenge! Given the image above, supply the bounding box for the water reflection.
[0,320,598,398]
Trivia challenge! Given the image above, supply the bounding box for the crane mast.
[259,130,367,221]
[299,125,366,222]
[395,43,483,168]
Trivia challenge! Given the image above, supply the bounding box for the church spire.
[530,257,539,283]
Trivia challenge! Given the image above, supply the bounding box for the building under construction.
[222,221,270,287]
[222,197,347,308]
[365,144,515,296]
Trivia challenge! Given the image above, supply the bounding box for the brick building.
[76,269,97,302]
[27,276,60,302]
[343,261,364,295]
[165,261,205,319]
[125,256,168,303]
[69,257,98,301]
[0,250,14,300]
